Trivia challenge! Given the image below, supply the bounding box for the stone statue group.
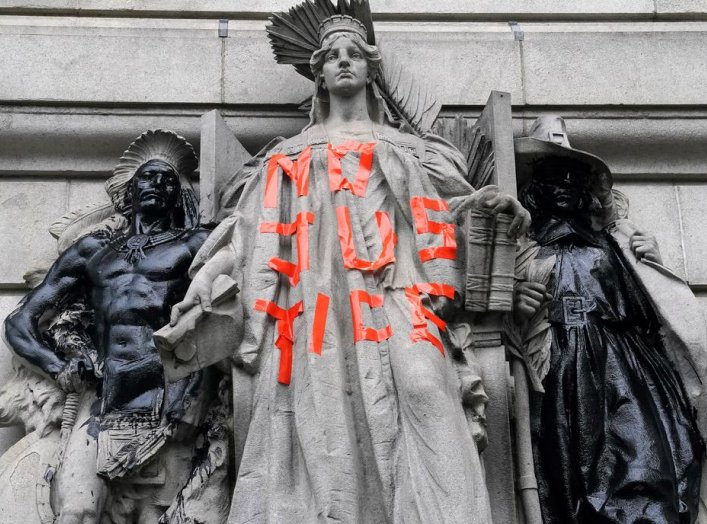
[1,1,705,523]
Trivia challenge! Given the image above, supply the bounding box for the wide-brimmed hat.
[515,116,612,197]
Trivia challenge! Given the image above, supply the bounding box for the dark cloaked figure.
[516,117,704,523]
[532,215,702,523]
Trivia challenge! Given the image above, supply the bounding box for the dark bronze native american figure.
[3,130,228,523]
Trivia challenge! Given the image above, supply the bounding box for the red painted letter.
[309,293,330,356]
[254,299,304,385]
[336,206,396,271]
[328,141,376,197]
[404,282,455,355]
[349,290,392,343]
[410,196,457,261]
[259,211,315,286]
[264,147,311,208]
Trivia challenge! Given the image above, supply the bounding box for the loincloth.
[96,412,175,484]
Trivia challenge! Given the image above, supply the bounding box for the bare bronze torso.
[6,227,209,416]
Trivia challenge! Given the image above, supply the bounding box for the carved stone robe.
[192,124,491,523]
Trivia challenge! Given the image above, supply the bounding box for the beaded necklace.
[109,229,186,263]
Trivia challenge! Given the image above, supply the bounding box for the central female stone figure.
[172,13,528,523]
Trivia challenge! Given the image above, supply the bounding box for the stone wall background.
[1,0,706,453]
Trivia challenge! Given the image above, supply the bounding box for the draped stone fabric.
[191,124,492,523]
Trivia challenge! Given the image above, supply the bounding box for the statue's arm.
[158,244,241,381]
[421,133,530,237]
[4,234,102,377]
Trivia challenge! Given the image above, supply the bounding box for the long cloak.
[532,218,704,524]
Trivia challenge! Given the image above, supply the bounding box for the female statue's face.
[321,35,369,97]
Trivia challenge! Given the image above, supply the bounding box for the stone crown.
[318,15,367,44]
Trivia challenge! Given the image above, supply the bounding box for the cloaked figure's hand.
[513,281,551,324]
[470,185,531,239]
[630,230,662,265]
[170,270,215,326]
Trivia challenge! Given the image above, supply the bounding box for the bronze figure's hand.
[513,281,550,323]
[55,357,89,394]
[629,230,662,264]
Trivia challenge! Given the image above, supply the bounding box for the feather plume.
[376,46,441,134]
[433,116,495,187]
[612,188,630,219]
[514,240,541,279]
[267,0,441,135]
[502,239,556,392]
[349,0,375,44]
[49,202,115,240]
[49,202,116,240]
[267,0,343,81]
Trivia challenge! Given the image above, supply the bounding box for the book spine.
[465,210,495,311]
[488,213,515,311]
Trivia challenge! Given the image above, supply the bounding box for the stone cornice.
[0,1,705,22]
[1,105,706,180]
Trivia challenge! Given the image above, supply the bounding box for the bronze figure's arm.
[4,232,105,382]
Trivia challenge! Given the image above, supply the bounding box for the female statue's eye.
[326,53,337,62]
[351,52,362,59]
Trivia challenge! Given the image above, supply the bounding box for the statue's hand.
[471,185,531,238]
[170,271,215,326]
[513,281,550,323]
[56,357,90,393]
[630,230,662,265]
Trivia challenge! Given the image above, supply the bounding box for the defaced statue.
[3,130,230,523]
[167,7,530,524]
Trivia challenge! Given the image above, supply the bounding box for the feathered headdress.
[267,0,441,135]
[50,130,200,253]
[106,129,198,215]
